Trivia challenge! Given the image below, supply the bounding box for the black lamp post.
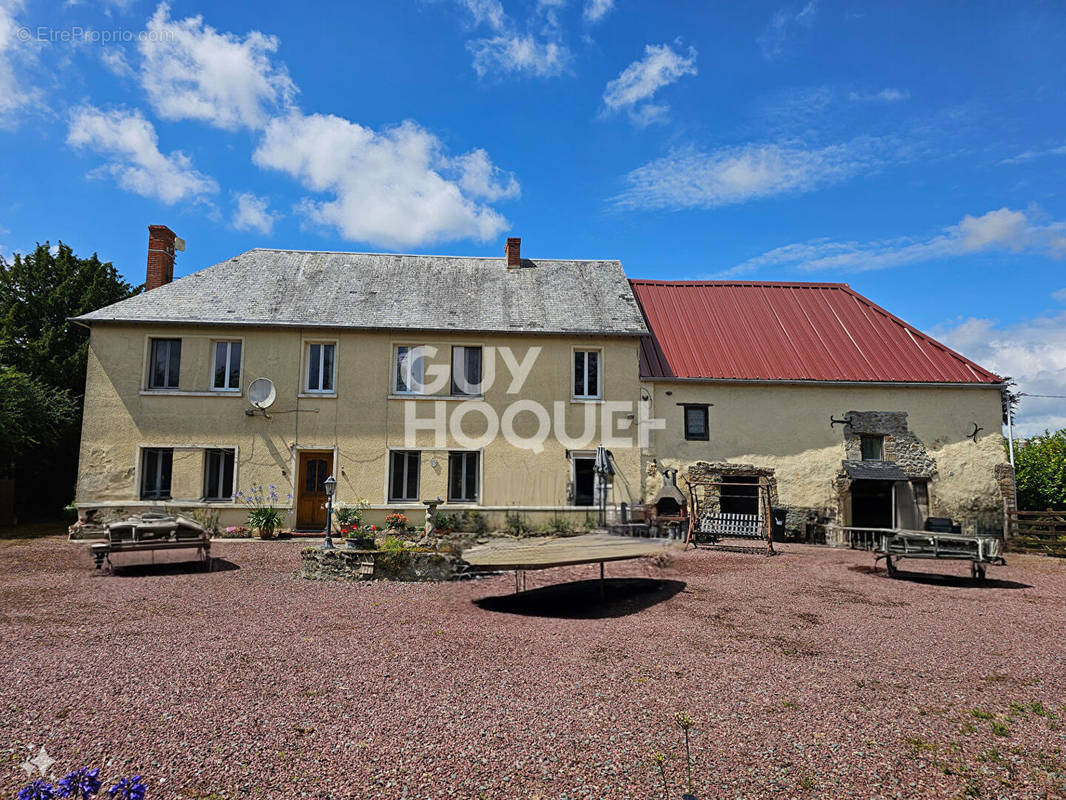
[322,475,337,550]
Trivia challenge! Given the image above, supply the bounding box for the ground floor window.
[141,448,173,499]
[448,451,479,502]
[388,450,420,502]
[204,448,236,501]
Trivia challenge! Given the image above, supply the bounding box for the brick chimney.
[146,225,180,290]
[505,237,521,268]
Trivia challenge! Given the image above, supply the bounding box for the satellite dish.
[247,378,276,409]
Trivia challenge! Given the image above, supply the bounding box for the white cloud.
[100,46,134,77]
[1053,288,1066,303]
[467,33,570,78]
[937,313,1066,436]
[457,0,506,30]
[848,87,910,102]
[139,2,296,131]
[253,111,514,249]
[999,144,1066,166]
[583,0,614,23]
[457,0,571,78]
[232,192,278,234]
[758,1,816,60]
[0,0,42,117]
[723,207,1066,276]
[66,105,218,204]
[451,148,520,201]
[602,42,697,126]
[614,137,885,210]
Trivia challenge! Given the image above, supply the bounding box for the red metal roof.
[630,280,1001,384]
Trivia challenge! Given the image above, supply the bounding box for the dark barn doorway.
[850,480,894,528]
[720,475,760,515]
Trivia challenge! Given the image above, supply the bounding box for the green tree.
[0,242,137,515]
[0,242,137,395]
[1014,429,1066,511]
[0,367,79,470]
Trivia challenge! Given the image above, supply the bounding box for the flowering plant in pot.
[384,512,409,531]
[341,523,377,549]
[335,498,370,528]
[237,484,292,539]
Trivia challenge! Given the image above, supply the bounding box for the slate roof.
[76,249,648,337]
[842,460,909,481]
[631,280,1001,384]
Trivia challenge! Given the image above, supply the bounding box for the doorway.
[296,450,333,530]
[720,475,760,515]
[850,480,895,528]
[572,457,595,506]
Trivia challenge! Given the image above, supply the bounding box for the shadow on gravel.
[109,558,240,577]
[475,578,686,619]
[888,570,1032,590]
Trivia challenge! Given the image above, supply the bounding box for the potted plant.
[343,523,377,549]
[384,512,409,531]
[335,498,370,529]
[236,484,292,539]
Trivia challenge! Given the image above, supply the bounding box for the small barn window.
[860,435,884,461]
[683,405,709,441]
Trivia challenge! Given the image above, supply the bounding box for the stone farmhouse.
[71,226,1013,538]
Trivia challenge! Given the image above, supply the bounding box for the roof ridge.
[627,279,852,289]
[245,247,619,263]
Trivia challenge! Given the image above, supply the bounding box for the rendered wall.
[642,380,1010,534]
[76,323,643,529]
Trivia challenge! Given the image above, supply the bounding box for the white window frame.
[203,447,237,501]
[211,340,243,392]
[387,449,421,502]
[447,450,480,503]
[304,341,337,394]
[394,345,426,395]
[572,348,602,400]
[147,337,181,390]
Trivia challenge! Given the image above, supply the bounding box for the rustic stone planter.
[300,547,467,582]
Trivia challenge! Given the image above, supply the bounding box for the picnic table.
[90,514,212,572]
[847,527,1006,579]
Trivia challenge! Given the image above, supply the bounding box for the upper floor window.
[388,450,420,502]
[451,346,482,396]
[204,448,236,501]
[306,343,335,393]
[212,341,242,391]
[683,405,709,441]
[394,345,425,394]
[573,349,601,399]
[148,338,181,390]
[860,435,884,461]
[141,448,173,499]
[448,451,479,503]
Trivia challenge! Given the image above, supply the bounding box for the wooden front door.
[296,451,333,530]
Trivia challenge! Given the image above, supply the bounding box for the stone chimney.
[146,225,182,290]
[505,237,521,268]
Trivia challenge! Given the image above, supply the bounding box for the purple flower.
[18,779,56,800]
[107,776,146,800]
[57,768,101,799]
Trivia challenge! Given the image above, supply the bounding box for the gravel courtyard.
[1,532,1064,799]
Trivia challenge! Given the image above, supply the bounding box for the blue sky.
[1,0,1065,432]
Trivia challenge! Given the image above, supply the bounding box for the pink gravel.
[1,533,1064,799]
